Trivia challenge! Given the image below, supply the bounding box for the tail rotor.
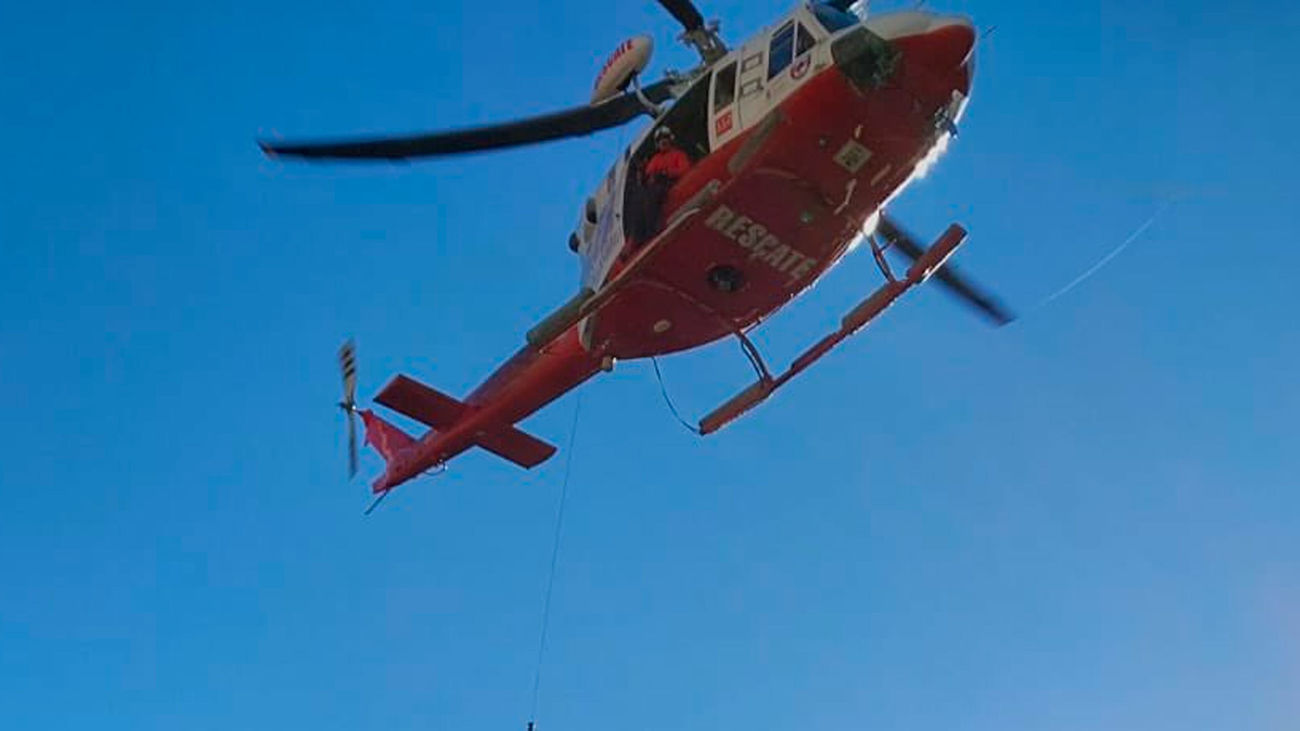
[338,339,359,478]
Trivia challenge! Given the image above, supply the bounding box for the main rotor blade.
[260,80,675,161]
[658,0,705,32]
[877,215,1015,326]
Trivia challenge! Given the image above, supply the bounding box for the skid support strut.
[698,223,968,435]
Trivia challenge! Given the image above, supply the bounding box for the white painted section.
[578,155,630,291]
[708,51,742,150]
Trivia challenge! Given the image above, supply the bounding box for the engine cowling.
[591,36,653,104]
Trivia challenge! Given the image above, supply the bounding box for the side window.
[713,62,737,111]
[767,22,795,79]
[796,22,816,56]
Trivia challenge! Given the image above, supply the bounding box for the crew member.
[633,126,692,245]
[644,126,691,182]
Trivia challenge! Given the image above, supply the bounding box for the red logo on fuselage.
[715,110,734,136]
[791,55,811,80]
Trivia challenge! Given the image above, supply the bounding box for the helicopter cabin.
[619,3,863,245]
[572,3,880,291]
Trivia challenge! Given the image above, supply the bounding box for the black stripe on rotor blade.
[658,0,705,32]
[878,216,1015,326]
[260,80,675,161]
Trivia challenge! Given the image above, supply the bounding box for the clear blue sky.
[2,1,1297,728]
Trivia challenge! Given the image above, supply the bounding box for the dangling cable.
[1030,202,1171,313]
[651,357,703,435]
[527,394,583,731]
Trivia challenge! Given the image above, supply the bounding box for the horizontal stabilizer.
[476,429,557,469]
[374,373,557,469]
[376,374,465,430]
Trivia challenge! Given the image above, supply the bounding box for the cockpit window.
[812,4,859,33]
[768,22,795,79]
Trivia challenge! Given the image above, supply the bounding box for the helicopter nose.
[865,12,976,73]
[922,18,976,71]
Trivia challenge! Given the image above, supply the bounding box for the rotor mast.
[658,0,727,63]
[680,21,727,63]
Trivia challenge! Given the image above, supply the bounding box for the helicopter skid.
[699,223,967,435]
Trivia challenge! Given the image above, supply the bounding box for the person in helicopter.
[631,125,692,247]
[645,125,692,182]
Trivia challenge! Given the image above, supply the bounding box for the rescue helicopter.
[260,0,1013,498]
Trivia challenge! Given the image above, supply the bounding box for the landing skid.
[699,223,968,435]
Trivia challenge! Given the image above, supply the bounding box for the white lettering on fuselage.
[704,205,818,282]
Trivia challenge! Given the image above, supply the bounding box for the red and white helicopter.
[262,0,1012,498]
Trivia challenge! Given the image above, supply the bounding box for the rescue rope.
[527,394,583,731]
[651,357,703,435]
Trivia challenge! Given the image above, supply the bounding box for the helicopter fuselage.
[578,10,975,358]
[359,7,981,492]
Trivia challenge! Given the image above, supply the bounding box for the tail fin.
[358,409,415,464]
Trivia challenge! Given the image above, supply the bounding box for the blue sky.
[2,0,1298,728]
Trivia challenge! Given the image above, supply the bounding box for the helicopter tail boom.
[374,374,557,471]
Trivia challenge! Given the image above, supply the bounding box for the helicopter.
[261,0,1013,498]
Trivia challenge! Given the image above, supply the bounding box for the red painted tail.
[375,374,557,468]
[358,409,415,464]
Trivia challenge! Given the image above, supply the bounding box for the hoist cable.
[528,394,583,728]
